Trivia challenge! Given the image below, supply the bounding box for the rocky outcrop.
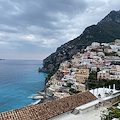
[98,10,120,25]
[42,42,84,72]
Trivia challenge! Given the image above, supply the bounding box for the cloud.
[0,0,120,59]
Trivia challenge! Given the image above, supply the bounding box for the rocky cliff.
[42,10,120,73]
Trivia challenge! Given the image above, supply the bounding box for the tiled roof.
[0,91,97,120]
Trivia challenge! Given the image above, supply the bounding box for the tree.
[101,107,120,120]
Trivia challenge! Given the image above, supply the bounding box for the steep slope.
[42,10,120,72]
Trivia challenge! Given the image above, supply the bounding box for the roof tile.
[0,91,97,120]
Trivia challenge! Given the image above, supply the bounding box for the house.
[61,72,76,81]
[101,43,110,46]
[97,49,103,52]
[109,65,120,80]
[75,83,85,91]
[97,70,110,79]
[57,80,67,86]
[110,75,120,80]
[117,51,120,56]
[91,66,97,72]
[59,61,70,71]
[97,63,103,69]
[110,65,120,74]
[110,45,120,52]
[48,85,61,92]
[81,53,89,59]
[54,92,70,99]
[104,48,113,53]
[97,52,105,57]
[75,69,89,83]
[61,75,70,81]
[85,46,93,51]
[105,56,120,62]
[51,78,58,85]
[104,61,111,66]
[115,39,120,45]
[58,69,70,76]
[79,58,92,66]
[91,42,100,47]
[71,58,81,67]
[71,58,79,64]
[90,52,97,58]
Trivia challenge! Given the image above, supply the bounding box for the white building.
[101,43,110,46]
[110,45,120,52]
[75,99,99,114]
[91,42,100,47]
[97,52,105,57]
[72,85,120,115]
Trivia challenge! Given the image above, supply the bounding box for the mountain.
[42,10,120,73]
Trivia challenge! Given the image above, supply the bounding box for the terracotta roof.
[0,91,97,120]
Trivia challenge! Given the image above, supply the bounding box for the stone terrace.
[0,91,97,120]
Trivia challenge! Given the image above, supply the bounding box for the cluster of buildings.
[46,39,120,98]
[0,40,120,120]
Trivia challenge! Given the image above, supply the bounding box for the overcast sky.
[0,0,120,60]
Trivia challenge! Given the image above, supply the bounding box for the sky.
[0,0,120,60]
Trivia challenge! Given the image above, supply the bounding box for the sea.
[0,59,48,113]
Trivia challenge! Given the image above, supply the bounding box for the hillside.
[42,10,120,73]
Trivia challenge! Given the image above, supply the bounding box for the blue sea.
[0,60,48,113]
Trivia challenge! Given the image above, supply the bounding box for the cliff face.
[42,38,86,72]
[42,10,120,72]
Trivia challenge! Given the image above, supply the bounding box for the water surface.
[0,60,48,113]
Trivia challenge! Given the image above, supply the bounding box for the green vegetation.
[91,49,99,52]
[43,11,120,73]
[101,107,120,120]
[111,61,120,65]
[114,103,118,107]
[97,68,100,72]
[66,83,73,87]
[88,79,120,90]
[88,72,97,80]
[69,88,81,94]
[45,66,59,82]
[105,52,118,56]
[43,10,120,87]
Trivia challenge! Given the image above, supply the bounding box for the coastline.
[0,60,46,113]
[31,68,60,105]
[34,40,120,106]
[38,67,50,72]
[32,82,56,104]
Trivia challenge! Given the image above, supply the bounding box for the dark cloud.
[0,0,87,27]
[0,0,119,59]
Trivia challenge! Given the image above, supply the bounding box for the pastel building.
[115,39,120,45]
[75,69,89,83]
[104,48,113,53]
[97,70,110,79]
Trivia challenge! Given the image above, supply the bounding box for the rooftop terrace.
[0,91,97,120]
